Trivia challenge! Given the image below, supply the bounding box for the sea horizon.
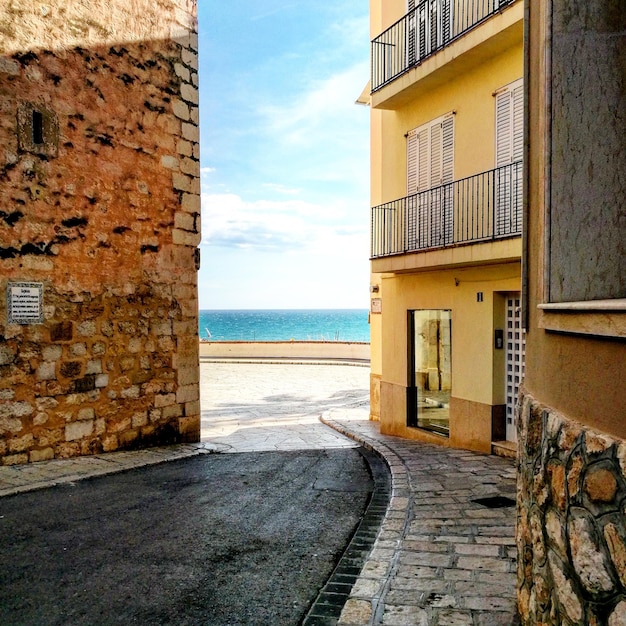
[198,308,370,343]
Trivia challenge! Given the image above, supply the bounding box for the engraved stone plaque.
[7,282,44,324]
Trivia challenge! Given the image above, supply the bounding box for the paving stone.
[436,609,473,625]
[461,596,517,611]
[381,604,428,625]
[338,599,372,625]
[452,543,501,557]
[394,565,440,579]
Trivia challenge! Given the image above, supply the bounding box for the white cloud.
[201,191,368,253]
[328,14,370,54]
[260,61,369,147]
[261,183,301,195]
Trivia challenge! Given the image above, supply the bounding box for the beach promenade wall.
[200,341,370,362]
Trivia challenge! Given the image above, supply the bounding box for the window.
[408,309,452,436]
[495,78,523,167]
[407,113,454,194]
[495,78,523,236]
[406,113,454,248]
[17,103,58,157]
[407,0,453,66]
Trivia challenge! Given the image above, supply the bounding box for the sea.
[198,309,370,343]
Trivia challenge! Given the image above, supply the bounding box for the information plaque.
[7,282,44,324]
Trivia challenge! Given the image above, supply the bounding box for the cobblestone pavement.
[0,361,518,626]
[324,409,518,626]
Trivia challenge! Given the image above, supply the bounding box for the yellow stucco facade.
[369,0,524,453]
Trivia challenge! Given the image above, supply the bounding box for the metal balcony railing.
[371,161,522,259]
[371,0,517,92]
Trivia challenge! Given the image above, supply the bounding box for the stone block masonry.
[517,389,626,625]
[0,0,201,465]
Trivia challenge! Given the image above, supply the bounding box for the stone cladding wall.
[0,0,201,464]
[517,388,626,625]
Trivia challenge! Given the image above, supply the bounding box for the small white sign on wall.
[7,282,44,324]
[371,298,382,314]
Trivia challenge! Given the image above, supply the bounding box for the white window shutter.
[418,128,429,190]
[407,130,419,195]
[441,115,454,184]
[494,78,523,235]
[512,82,524,162]
[407,113,455,193]
[496,78,523,166]
[430,122,442,186]
[495,89,512,166]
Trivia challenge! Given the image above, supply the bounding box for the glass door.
[408,309,451,435]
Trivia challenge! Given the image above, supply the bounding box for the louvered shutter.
[418,128,429,190]
[407,129,419,195]
[430,121,442,187]
[407,113,455,248]
[495,78,523,235]
[407,113,454,191]
[495,89,512,166]
[407,0,416,66]
[496,78,523,166]
[442,0,452,44]
[429,0,439,52]
[418,3,427,58]
[441,115,454,244]
[511,81,523,162]
[441,115,454,184]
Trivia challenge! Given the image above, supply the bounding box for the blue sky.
[197,1,370,310]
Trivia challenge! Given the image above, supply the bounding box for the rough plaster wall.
[0,0,200,464]
[549,0,626,302]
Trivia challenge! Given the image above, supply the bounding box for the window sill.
[411,425,450,438]
[537,299,626,338]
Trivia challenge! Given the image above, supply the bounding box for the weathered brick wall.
[517,389,626,625]
[0,0,201,464]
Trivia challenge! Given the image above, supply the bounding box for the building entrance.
[505,293,524,442]
[408,309,451,436]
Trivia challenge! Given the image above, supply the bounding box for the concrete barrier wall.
[199,341,370,362]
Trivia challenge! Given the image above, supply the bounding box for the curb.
[0,442,225,499]
[320,413,413,626]
[200,357,370,367]
[302,446,391,626]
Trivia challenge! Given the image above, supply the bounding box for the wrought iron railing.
[371,161,522,259]
[371,0,517,92]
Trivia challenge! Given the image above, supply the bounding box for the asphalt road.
[0,448,374,626]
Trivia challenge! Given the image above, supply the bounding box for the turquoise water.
[199,309,370,342]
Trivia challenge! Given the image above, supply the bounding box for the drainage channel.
[301,447,391,626]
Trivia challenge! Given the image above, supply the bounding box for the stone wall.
[0,0,201,464]
[517,389,626,625]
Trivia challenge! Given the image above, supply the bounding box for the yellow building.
[368,0,524,453]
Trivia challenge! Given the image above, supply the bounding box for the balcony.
[371,0,517,92]
[371,161,522,259]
